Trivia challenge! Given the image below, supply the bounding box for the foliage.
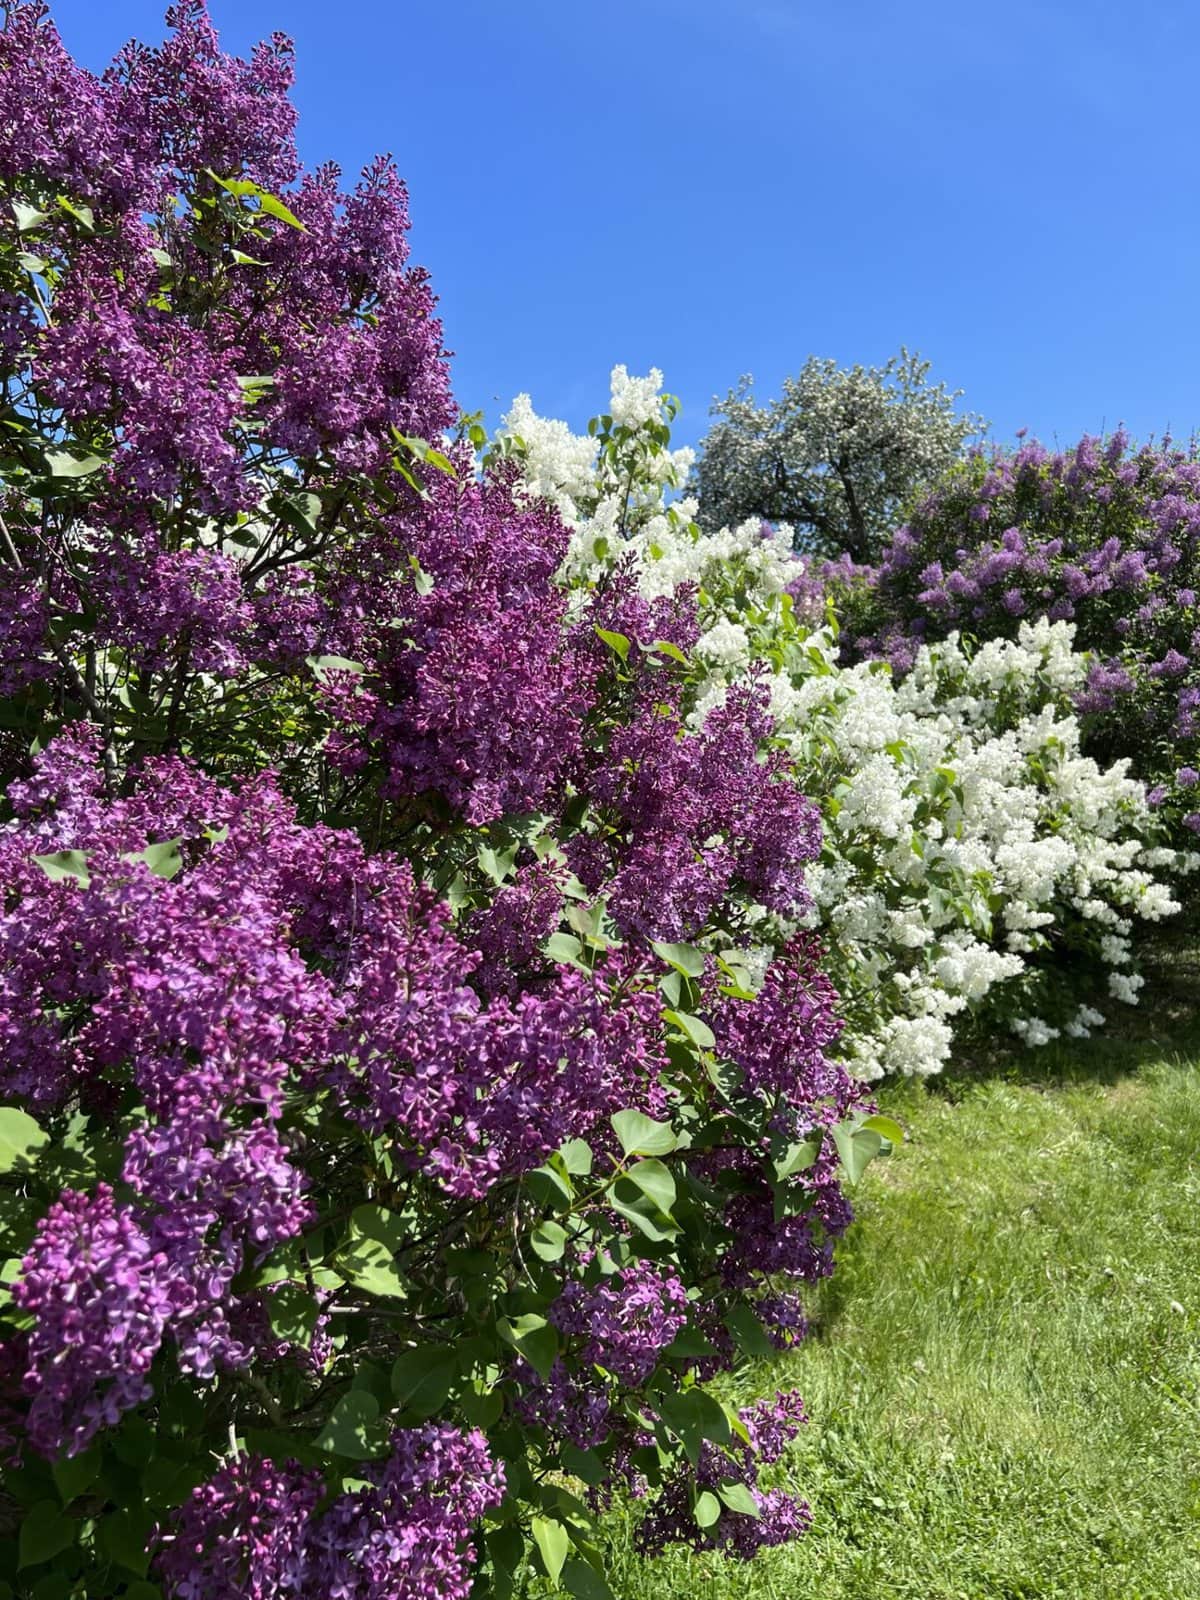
[842,431,1200,840]
[501,373,1189,1079]
[0,5,886,1598]
[690,350,984,563]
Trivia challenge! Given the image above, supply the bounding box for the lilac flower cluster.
[637,1389,812,1560]
[11,1187,171,1457]
[0,733,679,1450]
[569,678,821,941]
[844,431,1200,817]
[0,0,451,700]
[552,1260,689,1386]
[155,1428,505,1600]
[330,471,594,824]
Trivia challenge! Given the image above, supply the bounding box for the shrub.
[0,6,883,1597]
[501,376,1189,1078]
[843,432,1200,837]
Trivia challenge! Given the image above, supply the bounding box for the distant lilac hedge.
[840,432,1200,829]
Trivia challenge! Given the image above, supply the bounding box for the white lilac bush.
[499,372,1190,1080]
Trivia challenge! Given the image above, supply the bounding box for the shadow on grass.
[927,937,1200,1099]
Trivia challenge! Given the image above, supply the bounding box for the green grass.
[599,1005,1200,1600]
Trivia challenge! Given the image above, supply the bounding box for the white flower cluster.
[500,370,1190,1080]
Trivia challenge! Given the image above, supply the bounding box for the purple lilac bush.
[0,6,886,1596]
[838,432,1200,831]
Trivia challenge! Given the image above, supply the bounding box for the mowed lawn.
[599,998,1200,1600]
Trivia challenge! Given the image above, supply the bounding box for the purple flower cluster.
[552,1260,688,1387]
[0,8,853,1591]
[711,934,844,1101]
[637,1389,812,1560]
[0,0,452,699]
[569,678,821,941]
[329,471,593,824]
[0,732,683,1447]
[155,1428,505,1600]
[12,1186,171,1457]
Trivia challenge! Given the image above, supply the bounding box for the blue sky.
[45,0,1200,453]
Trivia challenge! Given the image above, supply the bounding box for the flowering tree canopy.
[691,348,985,562]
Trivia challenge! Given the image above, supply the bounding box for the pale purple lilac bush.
[839,433,1200,835]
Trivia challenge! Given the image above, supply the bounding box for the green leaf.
[530,1219,569,1262]
[12,201,48,233]
[559,1138,593,1175]
[772,1139,819,1182]
[565,901,607,942]
[52,1444,101,1505]
[662,1010,715,1051]
[477,843,518,884]
[55,195,94,230]
[43,450,104,479]
[336,1207,409,1299]
[96,1505,154,1575]
[527,1163,574,1211]
[306,654,365,681]
[610,1110,677,1159]
[831,1122,885,1185]
[693,1490,722,1528]
[498,1313,558,1380]
[315,1390,380,1457]
[544,931,586,967]
[277,491,322,535]
[32,849,90,886]
[650,940,706,978]
[531,1515,570,1586]
[562,1557,615,1600]
[236,374,276,404]
[646,638,691,666]
[593,626,630,662]
[18,1501,75,1569]
[17,252,48,274]
[723,1303,775,1358]
[257,192,306,229]
[863,1114,905,1145]
[717,1481,761,1518]
[657,1388,730,1464]
[662,1324,720,1360]
[560,1444,605,1486]
[124,839,184,880]
[209,172,305,229]
[390,1345,457,1417]
[0,1108,49,1174]
[609,1192,679,1241]
[622,1158,676,1214]
[487,1525,525,1581]
[266,1284,321,1349]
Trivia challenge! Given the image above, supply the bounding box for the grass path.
[601,1026,1200,1600]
